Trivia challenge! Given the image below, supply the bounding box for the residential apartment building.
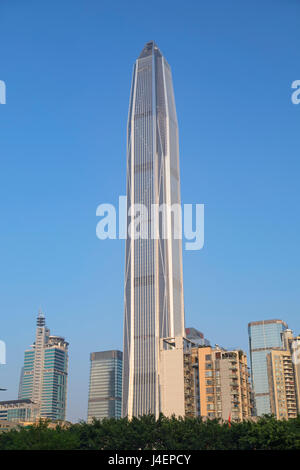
[192,346,253,422]
[160,339,252,422]
[267,349,297,419]
[267,329,300,419]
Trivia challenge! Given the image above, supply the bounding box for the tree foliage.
[0,415,299,450]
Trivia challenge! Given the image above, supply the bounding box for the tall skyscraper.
[123,41,185,418]
[248,319,287,416]
[19,311,69,421]
[87,350,122,422]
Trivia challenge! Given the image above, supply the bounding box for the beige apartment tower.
[267,330,300,419]
[192,346,253,422]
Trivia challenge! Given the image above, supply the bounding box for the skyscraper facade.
[248,319,287,416]
[87,350,123,422]
[19,312,69,421]
[123,41,185,418]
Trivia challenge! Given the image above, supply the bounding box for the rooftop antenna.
[37,307,45,327]
[38,306,44,317]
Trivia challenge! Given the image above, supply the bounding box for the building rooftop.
[138,41,163,59]
[90,350,123,361]
[248,319,288,328]
[0,399,35,406]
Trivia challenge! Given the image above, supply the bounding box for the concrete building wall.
[219,359,232,421]
[160,337,194,418]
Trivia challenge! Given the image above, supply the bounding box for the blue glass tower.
[248,319,287,416]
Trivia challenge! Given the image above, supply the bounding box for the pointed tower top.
[138,41,162,59]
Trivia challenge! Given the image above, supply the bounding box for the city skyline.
[1,0,299,423]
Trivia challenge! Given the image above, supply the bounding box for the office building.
[123,41,185,418]
[186,327,210,346]
[19,311,69,421]
[248,319,288,416]
[0,399,39,422]
[87,350,122,422]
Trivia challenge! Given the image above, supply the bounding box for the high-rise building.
[19,312,69,421]
[191,346,253,422]
[267,329,300,419]
[248,319,288,416]
[186,327,210,347]
[122,41,185,418]
[87,350,122,422]
[284,332,300,411]
[267,349,297,419]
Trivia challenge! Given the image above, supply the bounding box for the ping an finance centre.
[122,41,186,418]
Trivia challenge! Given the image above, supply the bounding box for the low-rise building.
[0,399,39,423]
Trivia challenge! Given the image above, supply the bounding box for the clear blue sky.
[0,0,299,422]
